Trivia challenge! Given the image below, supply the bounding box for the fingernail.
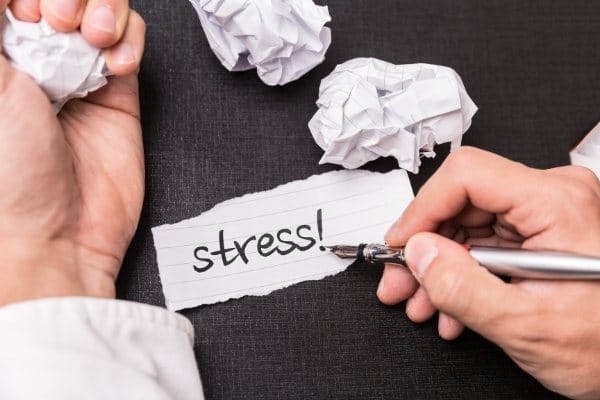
[384,224,395,242]
[407,238,438,280]
[376,278,385,296]
[405,295,418,318]
[50,0,80,22]
[89,5,116,34]
[384,214,403,242]
[112,42,137,65]
[19,0,40,19]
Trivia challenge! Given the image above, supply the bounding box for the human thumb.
[405,232,525,341]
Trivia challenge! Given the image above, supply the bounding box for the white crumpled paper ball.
[2,10,108,113]
[308,58,479,173]
[189,0,332,86]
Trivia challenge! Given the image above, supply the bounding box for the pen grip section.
[364,244,407,266]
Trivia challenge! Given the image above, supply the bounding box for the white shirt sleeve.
[0,297,204,400]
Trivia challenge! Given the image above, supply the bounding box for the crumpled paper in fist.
[189,0,331,86]
[2,10,108,113]
[308,58,478,173]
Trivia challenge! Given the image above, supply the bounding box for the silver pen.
[327,243,600,280]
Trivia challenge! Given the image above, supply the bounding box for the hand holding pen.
[328,243,600,279]
[374,147,600,399]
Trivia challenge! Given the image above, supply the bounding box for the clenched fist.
[0,0,145,302]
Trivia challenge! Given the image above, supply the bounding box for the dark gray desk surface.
[117,1,599,399]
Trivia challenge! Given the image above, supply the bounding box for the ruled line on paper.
[167,253,328,285]
[155,170,385,232]
[157,200,396,251]
[157,186,385,235]
[152,169,414,310]
[213,172,370,208]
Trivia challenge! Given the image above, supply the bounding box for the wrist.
[0,237,115,306]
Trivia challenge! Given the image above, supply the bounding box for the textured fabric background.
[117,1,600,399]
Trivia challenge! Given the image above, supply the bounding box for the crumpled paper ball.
[189,0,332,86]
[2,10,108,113]
[570,122,600,179]
[308,58,479,173]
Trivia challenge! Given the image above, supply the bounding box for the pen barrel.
[469,246,600,280]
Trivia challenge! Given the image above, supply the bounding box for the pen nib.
[326,245,359,259]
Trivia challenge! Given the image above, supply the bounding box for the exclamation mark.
[317,208,325,251]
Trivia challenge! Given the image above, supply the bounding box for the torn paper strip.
[2,10,108,113]
[308,58,478,173]
[570,122,600,179]
[152,169,414,311]
[189,0,331,85]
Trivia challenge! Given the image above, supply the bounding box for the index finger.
[385,147,540,246]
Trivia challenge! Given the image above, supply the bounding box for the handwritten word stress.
[152,170,414,310]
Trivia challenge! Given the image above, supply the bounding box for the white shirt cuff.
[0,297,204,400]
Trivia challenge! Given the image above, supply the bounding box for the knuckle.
[572,166,600,187]
[540,170,598,213]
[445,146,481,171]
[129,9,146,31]
[570,181,598,208]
